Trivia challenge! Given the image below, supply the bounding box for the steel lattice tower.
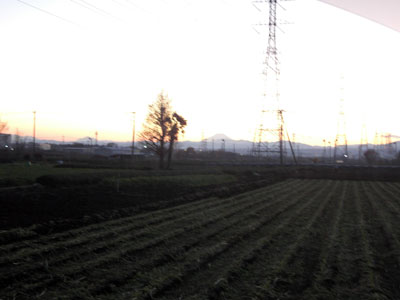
[252,0,286,164]
[358,123,368,160]
[333,79,349,163]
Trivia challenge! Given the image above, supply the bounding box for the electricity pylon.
[252,0,295,164]
[333,78,348,163]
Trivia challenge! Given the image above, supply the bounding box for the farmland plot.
[1,179,400,299]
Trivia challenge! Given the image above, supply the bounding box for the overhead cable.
[16,0,79,26]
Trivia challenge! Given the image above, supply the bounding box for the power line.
[69,0,107,18]
[69,0,127,23]
[16,0,79,26]
[123,0,150,14]
[0,111,36,116]
[110,0,133,10]
[76,0,123,22]
[108,0,146,16]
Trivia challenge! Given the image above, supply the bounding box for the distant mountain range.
[10,134,399,158]
[207,133,233,141]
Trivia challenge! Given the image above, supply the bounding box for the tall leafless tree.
[140,92,186,169]
[0,121,7,134]
[167,112,187,169]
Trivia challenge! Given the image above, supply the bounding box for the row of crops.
[1,179,400,299]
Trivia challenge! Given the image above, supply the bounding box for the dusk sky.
[0,0,399,145]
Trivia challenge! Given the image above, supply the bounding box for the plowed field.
[1,179,400,299]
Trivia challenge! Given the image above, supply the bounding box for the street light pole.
[32,111,36,157]
[131,112,136,158]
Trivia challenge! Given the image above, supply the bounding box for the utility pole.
[279,110,284,164]
[32,111,36,157]
[374,131,380,153]
[359,123,368,161]
[95,131,98,146]
[201,130,208,152]
[131,112,136,157]
[292,133,296,158]
[328,141,332,162]
[382,133,395,155]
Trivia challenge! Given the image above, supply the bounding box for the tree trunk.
[159,140,165,169]
[167,138,175,169]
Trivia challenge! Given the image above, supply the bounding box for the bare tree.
[0,121,7,134]
[166,112,187,169]
[364,149,379,165]
[140,92,187,169]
